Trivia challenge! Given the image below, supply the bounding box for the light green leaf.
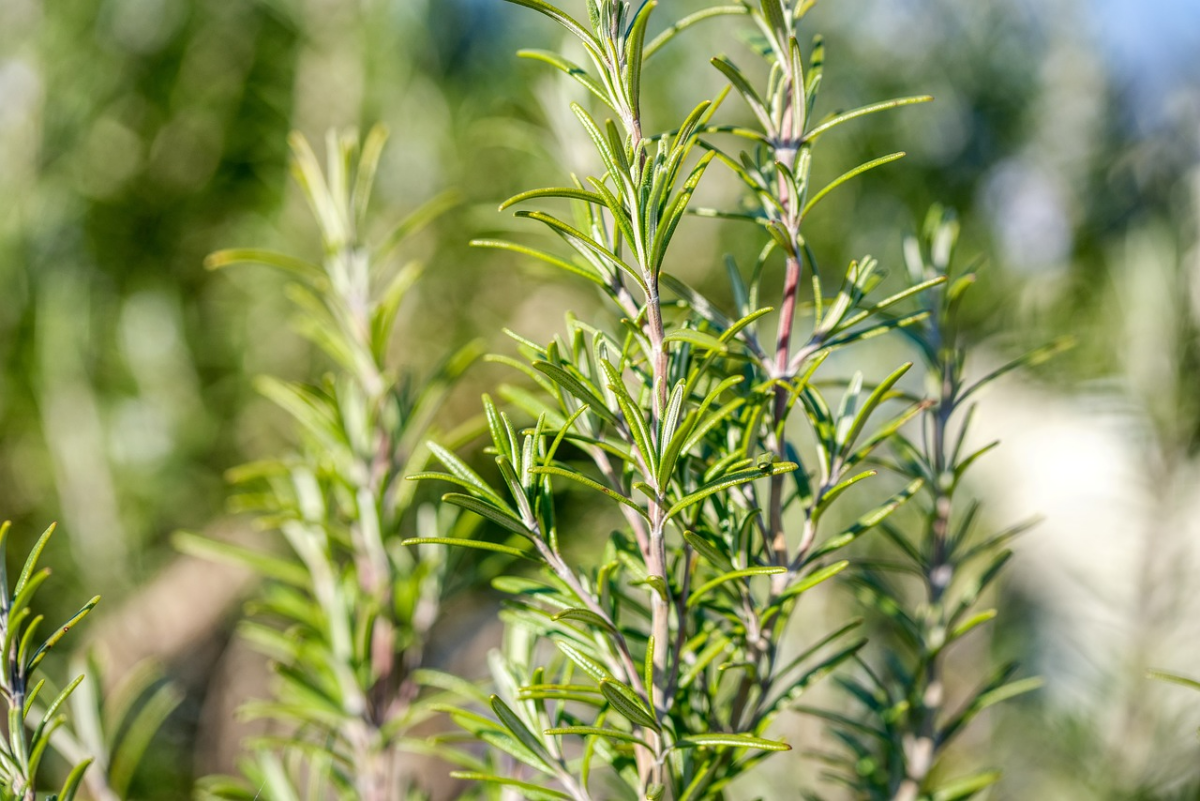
[203,249,325,284]
[517,50,613,109]
[499,185,607,211]
[544,726,650,748]
[804,478,922,563]
[426,441,508,506]
[449,772,571,800]
[552,608,616,631]
[682,530,733,571]
[664,329,727,352]
[533,362,620,425]
[803,95,934,143]
[501,0,597,46]
[57,758,94,801]
[16,523,55,597]
[668,462,797,519]
[27,596,99,672]
[949,609,998,641]
[471,239,605,285]
[375,190,462,260]
[172,531,308,587]
[556,641,610,682]
[688,567,786,608]
[1148,670,1200,692]
[801,152,907,220]
[400,537,533,560]
[645,6,749,60]
[931,772,1001,801]
[711,56,772,132]
[675,733,790,751]
[776,561,849,603]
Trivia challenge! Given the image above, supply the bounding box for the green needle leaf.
[803,95,934,143]
[689,567,786,608]
[490,696,553,769]
[449,772,571,800]
[544,726,650,748]
[400,538,534,560]
[801,152,907,220]
[675,733,791,751]
[600,679,659,731]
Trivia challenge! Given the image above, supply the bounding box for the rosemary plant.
[0,522,98,801]
[820,209,1050,799]
[417,2,961,798]
[180,127,480,800]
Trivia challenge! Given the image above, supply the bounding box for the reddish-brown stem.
[768,253,803,573]
[643,285,672,794]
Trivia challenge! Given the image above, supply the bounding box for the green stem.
[897,334,957,800]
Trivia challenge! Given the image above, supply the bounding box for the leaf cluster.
[815,209,1049,800]
[0,523,98,801]
[412,3,993,800]
[188,128,483,800]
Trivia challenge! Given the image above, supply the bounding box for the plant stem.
[769,254,804,577]
[897,335,956,801]
[622,17,674,782]
[644,283,672,792]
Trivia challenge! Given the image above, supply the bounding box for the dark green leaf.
[490,696,553,769]
[545,726,650,747]
[600,679,659,731]
[442,494,530,536]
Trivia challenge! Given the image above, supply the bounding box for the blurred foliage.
[0,0,1198,798]
[185,126,489,800]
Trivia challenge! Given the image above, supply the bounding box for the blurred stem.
[896,305,957,801]
[328,184,406,800]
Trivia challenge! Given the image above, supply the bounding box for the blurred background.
[1,0,1198,797]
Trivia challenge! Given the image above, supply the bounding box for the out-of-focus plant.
[0,522,98,800]
[815,209,1054,799]
[51,654,183,801]
[407,1,1029,799]
[178,127,482,800]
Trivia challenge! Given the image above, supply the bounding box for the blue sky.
[1093,0,1200,119]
